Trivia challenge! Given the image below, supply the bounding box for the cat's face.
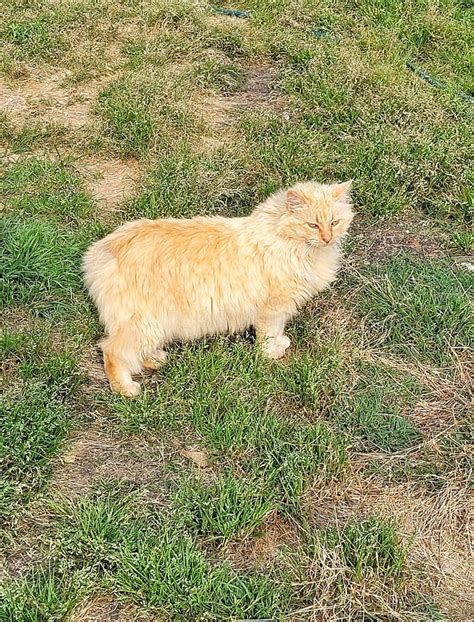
[282,181,354,246]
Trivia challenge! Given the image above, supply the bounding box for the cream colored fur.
[83,181,354,396]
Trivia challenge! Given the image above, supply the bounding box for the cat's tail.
[82,237,136,333]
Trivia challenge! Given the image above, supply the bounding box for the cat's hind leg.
[142,348,167,370]
[101,327,144,397]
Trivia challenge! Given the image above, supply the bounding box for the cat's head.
[280,181,354,246]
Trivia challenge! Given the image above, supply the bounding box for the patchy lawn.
[1,1,472,620]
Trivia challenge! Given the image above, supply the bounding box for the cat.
[83,180,354,396]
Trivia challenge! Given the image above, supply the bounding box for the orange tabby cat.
[83,181,354,396]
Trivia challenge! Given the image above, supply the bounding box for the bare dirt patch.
[0,69,111,130]
[351,213,451,264]
[180,447,209,468]
[51,427,168,501]
[84,157,140,211]
[195,64,289,153]
[225,512,299,571]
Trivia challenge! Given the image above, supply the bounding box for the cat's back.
[100,214,240,258]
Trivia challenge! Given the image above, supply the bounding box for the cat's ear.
[286,189,307,211]
[332,180,353,200]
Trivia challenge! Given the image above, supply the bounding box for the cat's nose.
[321,231,332,244]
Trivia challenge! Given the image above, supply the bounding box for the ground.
[0,1,472,620]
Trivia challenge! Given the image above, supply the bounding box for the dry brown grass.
[69,596,158,622]
[301,469,473,621]
[224,512,300,572]
[51,427,168,504]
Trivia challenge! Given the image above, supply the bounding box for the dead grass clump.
[303,472,473,621]
[51,427,167,501]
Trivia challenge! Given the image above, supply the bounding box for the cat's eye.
[332,219,341,227]
[307,223,319,229]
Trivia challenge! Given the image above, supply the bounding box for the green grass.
[2,326,84,394]
[1,382,70,524]
[96,71,197,157]
[4,17,68,62]
[113,520,286,619]
[117,496,284,619]
[126,145,245,218]
[1,158,93,220]
[96,74,158,156]
[1,0,472,618]
[176,472,274,540]
[0,215,98,315]
[1,488,287,620]
[105,338,347,508]
[0,567,92,622]
[0,114,68,154]
[50,488,147,573]
[284,515,409,617]
[194,58,244,93]
[335,362,422,453]
[1,326,84,525]
[355,255,473,367]
[320,516,407,580]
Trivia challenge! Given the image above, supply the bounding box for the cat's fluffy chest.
[260,238,341,304]
[304,244,341,290]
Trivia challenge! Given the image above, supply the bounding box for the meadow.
[0,0,472,619]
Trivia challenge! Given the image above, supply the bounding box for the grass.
[1,158,94,220]
[176,472,275,540]
[125,145,244,219]
[283,515,411,618]
[355,255,473,367]
[1,0,472,619]
[1,488,287,620]
[0,216,94,314]
[96,69,198,157]
[194,58,244,93]
[0,157,102,317]
[0,567,92,622]
[96,74,161,157]
[1,381,70,525]
[105,338,348,509]
[320,516,407,580]
[334,361,422,453]
[113,521,286,619]
[1,327,84,526]
[0,114,69,154]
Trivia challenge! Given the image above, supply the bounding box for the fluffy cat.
[83,181,354,396]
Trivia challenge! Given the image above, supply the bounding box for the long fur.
[83,181,354,395]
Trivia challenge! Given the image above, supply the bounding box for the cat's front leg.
[262,335,291,359]
[255,307,291,360]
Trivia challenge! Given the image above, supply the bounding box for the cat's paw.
[111,380,140,398]
[143,350,167,370]
[276,335,291,350]
[262,335,291,360]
